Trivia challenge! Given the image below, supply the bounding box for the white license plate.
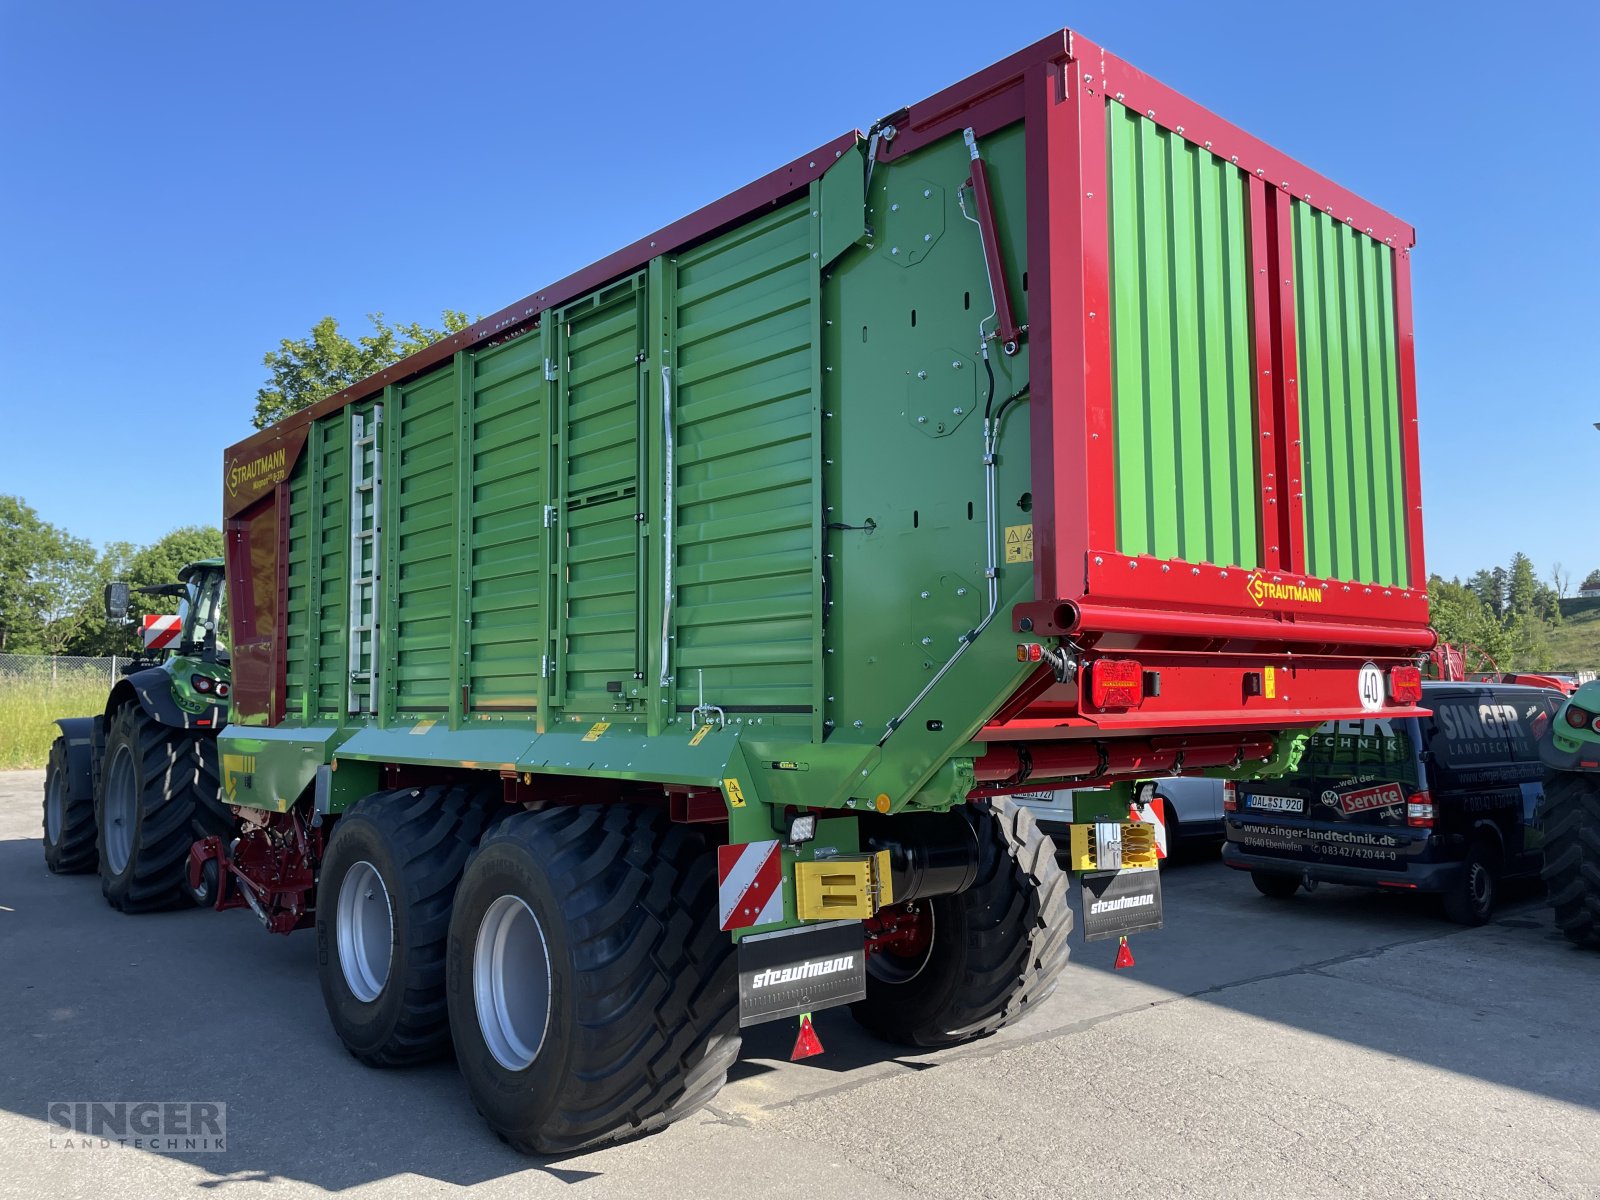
[1247,794,1305,814]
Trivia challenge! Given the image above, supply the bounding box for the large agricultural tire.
[316,785,506,1067]
[1542,773,1600,949]
[850,797,1073,1049]
[43,735,97,874]
[446,805,739,1155]
[96,704,229,912]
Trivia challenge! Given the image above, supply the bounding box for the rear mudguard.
[50,717,96,806]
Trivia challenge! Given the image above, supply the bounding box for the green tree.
[1467,568,1503,618]
[0,496,96,653]
[1429,575,1513,668]
[1506,552,1539,620]
[251,310,473,429]
[1583,568,1600,592]
[63,527,224,655]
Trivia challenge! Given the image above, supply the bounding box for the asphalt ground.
[2,767,1597,1198]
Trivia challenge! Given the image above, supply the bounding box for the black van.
[1222,682,1564,923]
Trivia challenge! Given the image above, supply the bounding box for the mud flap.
[51,717,96,803]
[1079,866,1164,941]
[737,920,866,1027]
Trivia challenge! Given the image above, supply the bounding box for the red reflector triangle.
[790,1012,824,1061]
[1114,937,1135,970]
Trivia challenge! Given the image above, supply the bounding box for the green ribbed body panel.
[668,201,819,718]
[1107,103,1260,569]
[1291,202,1408,586]
[390,368,459,713]
[464,338,546,710]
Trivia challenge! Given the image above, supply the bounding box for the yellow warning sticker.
[724,778,746,808]
[1004,522,1034,564]
[1264,666,1277,699]
[221,753,255,802]
[582,721,610,742]
[410,719,436,736]
[688,723,714,747]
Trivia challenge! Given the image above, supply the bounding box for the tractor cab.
[104,557,228,668]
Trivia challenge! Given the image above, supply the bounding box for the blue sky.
[1,1,1595,585]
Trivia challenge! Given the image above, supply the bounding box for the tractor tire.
[43,735,97,874]
[316,785,506,1067]
[96,704,223,912]
[1542,773,1600,949]
[190,736,236,843]
[446,805,739,1155]
[850,797,1073,1049]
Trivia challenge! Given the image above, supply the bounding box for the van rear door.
[1231,717,1431,871]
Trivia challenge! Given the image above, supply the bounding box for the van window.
[1425,691,1556,785]
[1506,692,1561,758]
[1303,718,1420,787]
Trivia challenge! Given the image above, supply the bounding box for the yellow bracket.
[794,849,894,920]
[1066,822,1158,872]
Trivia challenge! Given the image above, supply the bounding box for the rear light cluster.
[1089,659,1144,709]
[191,674,231,699]
[1221,780,1238,813]
[1406,791,1435,828]
[1564,704,1599,731]
[1387,665,1423,705]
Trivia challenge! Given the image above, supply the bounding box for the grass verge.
[0,677,107,770]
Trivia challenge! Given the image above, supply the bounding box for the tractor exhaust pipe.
[862,811,981,903]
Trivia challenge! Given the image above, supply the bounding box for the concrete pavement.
[2,768,1596,1198]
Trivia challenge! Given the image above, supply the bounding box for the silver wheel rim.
[866,906,937,985]
[474,894,552,1072]
[337,861,394,1003]
[103,744,138,875]
[45,767,65,844]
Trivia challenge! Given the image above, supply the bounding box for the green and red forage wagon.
[46,29,1433,1152]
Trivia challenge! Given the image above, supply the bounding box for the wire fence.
[0,655,124,770]
[0,653,126,689]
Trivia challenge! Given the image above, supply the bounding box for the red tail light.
[1406,790,1435,828]
[1566,704,1595,730]
[1089,659,1144,709]
[1222,780,1238,812]
[1387,665,1423,705]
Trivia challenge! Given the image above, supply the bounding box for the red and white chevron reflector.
[1130,797,1168,859]
[142,613,182,650]
[717,839,783,931]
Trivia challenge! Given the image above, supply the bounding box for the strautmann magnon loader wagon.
[66,30,1436,1151]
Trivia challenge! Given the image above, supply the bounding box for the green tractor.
[1540,679,1600,947]
[42,559,234,911]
